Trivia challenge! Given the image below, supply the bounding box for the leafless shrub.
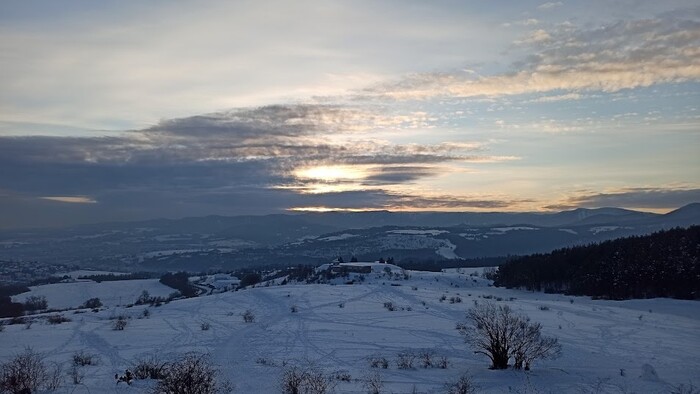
[72,351,98,367]
[256,357,278,367]
[368,356,388,369]
[201,322,211,331]
[279,364,335,394]
[45,362,63,391]
[396,352,416,369]
[132,354,170,380]
[113,316,128,330]
[69,364,84,385]
[242,309,255,323]
[280,365,305,394]
[420,351,434,368]
[303,367,335,394]
[152,353,232,394]
[445,372,477,394]
[383,302,396,311]
[363,371,383,394]
[46,314,71,325]
[482,267,498,280]
[437,356,449,369]
[0,347,50,393]
[333,370,351,382]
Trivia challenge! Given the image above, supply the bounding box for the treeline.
[495,226,700,300]
[159,272,198,297]
[396,256,506,272]
[78,272,157,282]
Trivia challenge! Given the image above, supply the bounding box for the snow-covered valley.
[1,265,699,393]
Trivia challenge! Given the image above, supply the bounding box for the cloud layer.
[364,9,700,100]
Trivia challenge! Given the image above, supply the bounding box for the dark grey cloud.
[549,188,700,210]
[362,166,439,185]
[0,104,498,227]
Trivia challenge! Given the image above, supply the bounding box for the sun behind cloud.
[295,165,367,182]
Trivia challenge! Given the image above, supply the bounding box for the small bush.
[445,372,477,394]
[242,309,255,323]
[113,316,128,330]
[82,298,103,309]
[280,364,335,394]
[132,354,169,380]
[255,357,275,366]
[363,371,383,394]
[368,356,388,369]
[290,305,298,313]
[201,322,211,331]
[152,353,231,394]
[47,314,71,325]
[333,370,351,382]
[142,309,151,318]
[420,351,434,368]
[72,351,98,367]
[396,352,415,369]
[437,356,449,369]
[539,306,550,311]
[383,302,396,311]
[45,362,63,391]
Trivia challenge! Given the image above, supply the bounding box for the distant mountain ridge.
[0,204,698,272]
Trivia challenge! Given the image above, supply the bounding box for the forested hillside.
[495,226,700,300]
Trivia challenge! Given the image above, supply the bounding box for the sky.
[1,0,699,228]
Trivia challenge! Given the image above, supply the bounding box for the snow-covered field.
[12,279,175,309]
[2,266,699,393]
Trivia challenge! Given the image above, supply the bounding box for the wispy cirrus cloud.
[538,2,563,10]
[362,9,700,100]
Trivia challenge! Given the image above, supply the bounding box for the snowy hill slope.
[1,268,698,393]
[12,279,175,309]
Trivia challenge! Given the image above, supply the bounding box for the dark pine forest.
[495,226,700,300]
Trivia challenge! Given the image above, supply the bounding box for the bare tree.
[511,320,561,370]
[458,303,560,370]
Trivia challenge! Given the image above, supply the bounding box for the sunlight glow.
[295,165,367,182]
[288,206,378,213]
[40,196,97,204]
